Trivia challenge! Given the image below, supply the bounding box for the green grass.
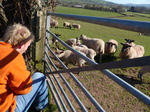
[55,6,122,17]
[125,11,150,17]
[55,6,150,22]
[51,6,150,57]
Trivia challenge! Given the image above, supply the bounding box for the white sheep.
[123,39,145,58]
[75,44,88,49]
[105,39,118,56]
[72,23,81,30]
[50,19,58,28]
[119,43,145,60]
[75,38,88,49]
[73,45,96,62]
[58,50,86,67]
[65,38,77,47]
[63,22,72,29]
[138,65,150,81]
[79,35,105,62]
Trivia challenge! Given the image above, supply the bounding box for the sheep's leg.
[137,71,143,81]
[55,42,59,48]
[99,54,102,63]
[75,62,85,74]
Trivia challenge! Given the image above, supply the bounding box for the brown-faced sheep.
[105,39,118,57]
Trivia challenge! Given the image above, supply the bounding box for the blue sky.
[105,0,150,4]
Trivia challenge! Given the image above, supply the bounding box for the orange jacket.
[0,42,32,112]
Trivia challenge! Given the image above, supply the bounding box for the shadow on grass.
[115,73,150,87]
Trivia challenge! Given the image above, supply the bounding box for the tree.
[0,0,58,38]
[115,5,126,13]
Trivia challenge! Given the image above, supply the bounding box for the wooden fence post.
[30,8,47,69]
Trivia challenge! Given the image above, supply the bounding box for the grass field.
[52,6,150,57]
[50,6,150,112]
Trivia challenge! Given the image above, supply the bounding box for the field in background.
[52,6,150,57]
[50,6,150,112]
[55,6,150,22]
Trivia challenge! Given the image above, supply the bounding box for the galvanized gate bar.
[45,61,69,112]
[45,52,78,112]
[47,12,150,35]
[46,72,64,112]
[46,43,105,111]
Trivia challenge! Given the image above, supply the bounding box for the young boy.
[0,23,48,112]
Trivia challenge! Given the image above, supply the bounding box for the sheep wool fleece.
[0,42,32,112]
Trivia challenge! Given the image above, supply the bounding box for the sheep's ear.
[59,51,64,53]
[120,43,124,45]
[125,39,130,42]
[131,40,135,42]
[124,39,127,41]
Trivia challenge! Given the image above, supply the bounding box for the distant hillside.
[58,0,114,5]
[58,0,150,9]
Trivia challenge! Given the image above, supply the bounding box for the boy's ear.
[17,44,22,49]
[14,41,24,49]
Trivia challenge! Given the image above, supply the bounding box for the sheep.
[58,50,86,67]
[63,22,72,29]
[75,43,88,49]
[52,33,61,46]
[65,38,77,47]
[50,19,58,28]
[73,45,96,62]
[138,66,150,81]
[105,39,118,57]
[75,38,88,49]
[79,34,105,62]
[119,43,145,60]
[72,23,81,30]
[124,39,145,57]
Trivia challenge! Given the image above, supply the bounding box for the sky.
[105,0,150,4]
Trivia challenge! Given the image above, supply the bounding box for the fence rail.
[44,12,150,111]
